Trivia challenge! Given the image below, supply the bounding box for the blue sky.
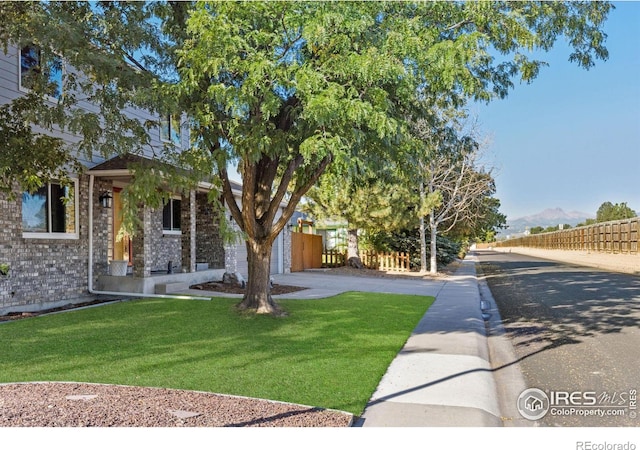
[472,1,640,221]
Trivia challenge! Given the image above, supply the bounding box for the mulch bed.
[0,382,353,427]
[0,283,308,323]
[189,281,308,295]
[0,298,123,323]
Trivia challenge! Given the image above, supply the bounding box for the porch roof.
[88,154,217,192]
[88,154,251,200]
[88,153,162,172]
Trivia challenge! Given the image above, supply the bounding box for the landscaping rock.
[222,271,246,288]
[347,257,364,269]
[0,382,353,427]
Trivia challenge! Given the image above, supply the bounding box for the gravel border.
[0,382,354,427]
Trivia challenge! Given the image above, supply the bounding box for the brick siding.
[0,177,91,315]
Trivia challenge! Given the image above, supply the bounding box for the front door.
[112,188,132,265]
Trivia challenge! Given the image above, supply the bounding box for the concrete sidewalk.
[356,255,502,426]
[271,270,449,299]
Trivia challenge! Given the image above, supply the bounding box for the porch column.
[224,206,239,274]
[93,178,112,277]
[181,190,197,273]
[283,224,292,273]
[132,206,152,277]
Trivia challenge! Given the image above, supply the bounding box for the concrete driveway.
[270,270,449,299]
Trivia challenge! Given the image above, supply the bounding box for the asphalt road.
[476,250,640,427]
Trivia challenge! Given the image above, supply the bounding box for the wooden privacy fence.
[322,250,411,272]
[291,232,323,272]
[496,217,639,254]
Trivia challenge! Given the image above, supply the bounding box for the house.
[314,218,349,252]
[0,43,291,316]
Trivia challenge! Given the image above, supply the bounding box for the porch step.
[155,282,190,294]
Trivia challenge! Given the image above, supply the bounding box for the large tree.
[1,1,613,314]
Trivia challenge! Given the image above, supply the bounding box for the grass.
[0,292,434,415]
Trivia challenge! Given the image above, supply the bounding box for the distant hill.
[503,208,594,236]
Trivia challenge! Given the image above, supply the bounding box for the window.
[162,198,182,233]
[19,44,63,100]
[160,114,182,147]
[22,180,78,239]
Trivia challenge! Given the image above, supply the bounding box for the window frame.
[22,179,79,240]
[18,43,64,102]
[162,196,182,235]
[160,114,182,147]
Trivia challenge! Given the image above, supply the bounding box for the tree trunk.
[429,215,438,275]
[236,238,286,316]
[419,181,428,273]
[219,152,333,317]
[346,228,364,268]
[419,215,428,273]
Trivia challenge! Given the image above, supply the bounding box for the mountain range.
[502,208,594,236]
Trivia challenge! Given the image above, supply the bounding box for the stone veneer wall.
[92,178,112,279]
[282,224,292,273]
[133,205,183,276]
[0,176,263,314]
[0,176,92,315]
[130,191,229,276]
[195,193,225,269]
[181,190,196,273]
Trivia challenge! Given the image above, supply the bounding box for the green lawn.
[0,292,433,415]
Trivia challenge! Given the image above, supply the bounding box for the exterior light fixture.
[99,191,113,209]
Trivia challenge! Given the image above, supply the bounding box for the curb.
[476,260,537,427]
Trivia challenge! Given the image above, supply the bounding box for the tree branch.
[241,156,259,239]
[271,153,333,240]
[255,154,280,221]
[444,19,473,32]
[263,153,304,228]
[219,165,244,233]
[122,49,150,73]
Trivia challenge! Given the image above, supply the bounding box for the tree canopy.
[0,1,614,314]
[596,201,637,223]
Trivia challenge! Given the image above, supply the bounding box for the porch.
[96,268,226,295]
[88,154,227,296]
